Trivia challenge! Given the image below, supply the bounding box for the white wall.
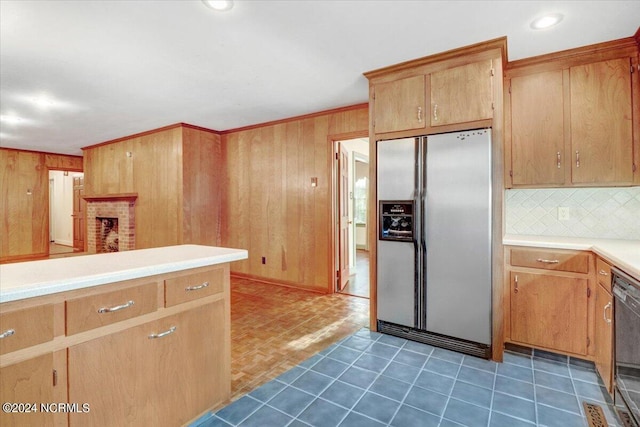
[505,187,640,240]
[49,171,80,246]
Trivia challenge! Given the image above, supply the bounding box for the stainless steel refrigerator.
[377,128,492,358]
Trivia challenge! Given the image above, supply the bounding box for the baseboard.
[230,272,329,294]
[53,239,73,247]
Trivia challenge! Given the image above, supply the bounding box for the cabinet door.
[430,59,493,126]
[509,70,565,185]
[594,284,613,393]
[510,271,588,355]
[0,354,55,427]
[156,301,226,426]
[570,58,634,184]
[68,301,225,426]
[373,75,426,133]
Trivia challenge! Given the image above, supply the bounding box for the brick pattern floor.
[229,277,370,401]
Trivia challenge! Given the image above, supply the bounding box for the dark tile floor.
[192,328,621,427]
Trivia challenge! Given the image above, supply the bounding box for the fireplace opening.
[97,217,119,253]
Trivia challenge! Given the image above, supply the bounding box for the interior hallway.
[230,277,370,401]
[340,250,370,299]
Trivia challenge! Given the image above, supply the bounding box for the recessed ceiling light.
[202,0,234,12]
[530,13,564,30]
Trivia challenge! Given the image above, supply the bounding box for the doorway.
[48,170,85,256]
[335,137,370,298]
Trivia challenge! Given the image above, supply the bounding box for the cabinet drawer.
[0,304,54,355]
[510,248,590,273]
[66,282,158,335]
[165,268,224,307]
[596,258,613,293]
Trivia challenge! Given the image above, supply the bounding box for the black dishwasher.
[613,267,640,427]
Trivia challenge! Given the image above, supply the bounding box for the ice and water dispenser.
[379,201,414,242]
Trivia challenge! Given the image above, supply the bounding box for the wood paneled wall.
[0,148,83,262]
[82,124,222,250]
[221,105,368,292]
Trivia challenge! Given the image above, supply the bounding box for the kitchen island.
[0,244,247,427]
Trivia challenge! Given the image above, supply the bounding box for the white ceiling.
[1,1,638,156]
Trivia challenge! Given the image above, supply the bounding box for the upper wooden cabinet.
[372,75,426,134]
[570,58,634,184]
[430,59,494,126]
[365,38,506,138]
[509,70,565,186]
[505,37,639,188]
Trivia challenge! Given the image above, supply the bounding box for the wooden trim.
[82,193,138,202]
[506,37,638,73]
[230,272,328,295]
[220,103,369,135]
[491,56,505,363]
[0,147,82,160]
[368,88,378,332]
[81,123,220,151]
[633,54,640,185]
[364,37,507,80]
[632,26,639,46]
[328,130,369,296]
[0,253,49,264]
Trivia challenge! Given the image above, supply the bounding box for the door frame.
[329,131,368,294]
[47,168,84,255]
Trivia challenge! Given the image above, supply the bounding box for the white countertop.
[0,245,248,303]
[504,235,640,279]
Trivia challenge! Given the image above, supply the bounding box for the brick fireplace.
[84,193,137,253]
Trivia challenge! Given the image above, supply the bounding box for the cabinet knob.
[417,106,423,122]
[556,152,561,169]
[433,103,438,122]
[185,282,209,292]
[603,302,612,324]
[0,329,15,339]
[148,326,177,339]
[575,151,580,168]
[514,275,519,293]
[98,300,134,314]
[598,269,608,276]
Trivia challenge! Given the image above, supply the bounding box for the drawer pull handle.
[148,326,176,339]
[186,282,209,292]
[536,258,559,264]
[0,329,15,339]
[98,300,135,314]
[598,269,609,276]
[603,302,612,324]
[514,275,518,293]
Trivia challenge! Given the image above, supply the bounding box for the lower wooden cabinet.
[594,258,614,393]
[509,271,589,355]
[505,246,594,357]
[0,354,55,427]
[68,300,226,427]
[0,264,231,427]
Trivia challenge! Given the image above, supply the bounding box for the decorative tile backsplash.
[505,187,640,240]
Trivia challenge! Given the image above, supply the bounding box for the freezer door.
[376,138,418,327]
[425,129,492,345]
[377,138,417,200]
[377,240,416,327]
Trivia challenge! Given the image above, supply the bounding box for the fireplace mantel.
[83,193,138,202]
